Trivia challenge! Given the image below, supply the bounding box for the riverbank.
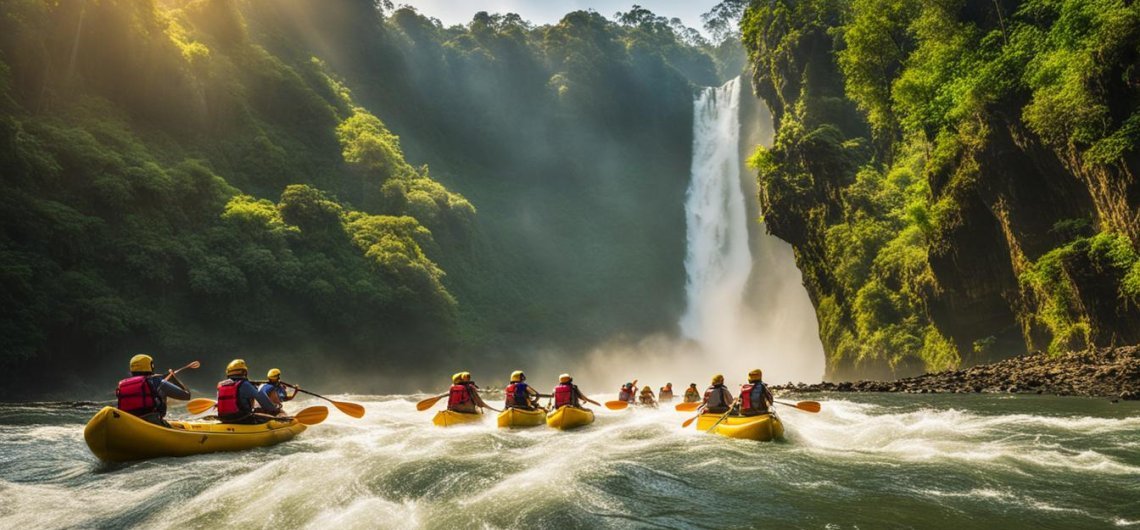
[774,345,1140,400]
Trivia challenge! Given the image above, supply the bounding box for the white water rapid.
[678,76,825,384]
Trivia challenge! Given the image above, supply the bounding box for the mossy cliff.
[740,0,1140,379]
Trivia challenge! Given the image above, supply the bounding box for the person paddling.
[115,354,191,426]
[659,383,674,404]
[617,382,636,404]
[638,385,657,407]
[256,368,299,415]
[683,383,700,403]
[702,374,733,414]
[448,371,491,413]
[217,359,279,424]
[504,370,543,410]
[738,369,774,416]
[552,373,600,410]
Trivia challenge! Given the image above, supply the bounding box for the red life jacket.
[659,388,673,400]
[553,383,575,408]
[504,382,530,408]
[448,384,471,408]
[740,382,768,411]
[217,378,249,417]
[116,375,157,415]
[618,388,633,402]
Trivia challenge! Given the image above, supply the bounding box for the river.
[1,393,1137,529]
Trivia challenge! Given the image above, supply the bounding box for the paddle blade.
[333,401,366,418]
[416,394,446,411]
[187,360,201,369]
[681,414,698,428]
[795,401,821,413]
[293,406,329,425]
[186,398,216,415]
[605,400,629,410]
[674,402,700,412]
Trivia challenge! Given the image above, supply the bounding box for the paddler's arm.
[157,378,191,401]
[247,382,280,414]
[166,370,189,393]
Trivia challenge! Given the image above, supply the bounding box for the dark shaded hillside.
[0,0,729,397]
[741,0,1140,380]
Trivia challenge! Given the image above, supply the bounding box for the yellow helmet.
[451,372,463,384]
[642,385,651,392]
[559,373,572,383]
[460,371,472,382]
[748,369,763,382]
[268,368,282,381]
[129,354,154,373]
[711,374,724,385]
[226,359,248,376]
[510,370,525,382]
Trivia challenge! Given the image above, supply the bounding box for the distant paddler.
[217,359,280,424]
[256,368,299,415]
[617,382,636,404]
[659,383,674,404]
[504,370,545,411]
[449,371,494,413]
[638,385,658,408]
[552,373,600,410]
[703,374,733,414]
[114,354,193,426]
[683,383,700,403]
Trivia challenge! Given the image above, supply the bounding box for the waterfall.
[678,76,825,384]
[679,77,751,343]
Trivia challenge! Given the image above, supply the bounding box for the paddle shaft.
[162,361,199,383]
[705,400,739,433]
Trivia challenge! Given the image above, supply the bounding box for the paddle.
[605,400,629,410]
[675,402,701,412]
[774,399,821,413]
[681,406,705,428]
[186,398,217,415]
[284,406,329,425]
[163,360,200,387]
[416,393,448,411]
[705,400,740,433]
[285,384,365,418]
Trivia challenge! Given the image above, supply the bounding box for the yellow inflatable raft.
[84,407,307,462]
[546,406,595,430]
[695,412,784,441]
[432,409,484,427]
[497,407,547,428]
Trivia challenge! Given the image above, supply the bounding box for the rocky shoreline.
[773,345,1140,400]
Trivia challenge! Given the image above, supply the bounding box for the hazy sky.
[402,1,724,34]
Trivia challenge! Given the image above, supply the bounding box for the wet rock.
[772,345,1140,399]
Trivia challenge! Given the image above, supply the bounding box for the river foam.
[1,394,1137,528]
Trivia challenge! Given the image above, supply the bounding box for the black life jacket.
[704,384,730,409]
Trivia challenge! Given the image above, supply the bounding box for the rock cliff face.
[740,0,1140,380]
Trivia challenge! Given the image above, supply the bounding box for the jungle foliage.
[0,0,730,396]
[742,0,1140,377]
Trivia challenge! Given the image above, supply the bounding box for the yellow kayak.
[84,406,307,462]
[546,406,595,430]
[497,407,547,428]
[695,412,784,441]
[432,409,484,427]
